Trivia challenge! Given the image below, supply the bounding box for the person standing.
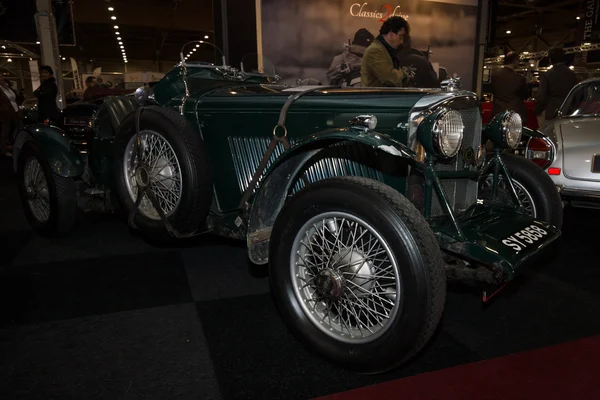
[0,78,20,156]
[360,16,410,87]
[33,65,60,123]
[491,52,529,125]
[535,47,579,129]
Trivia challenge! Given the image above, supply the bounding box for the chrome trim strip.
[560,188,600,199]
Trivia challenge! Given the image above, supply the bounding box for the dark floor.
[1,155,600,400]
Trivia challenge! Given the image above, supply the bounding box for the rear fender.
[13,124,84,178]
[246,128,416,265]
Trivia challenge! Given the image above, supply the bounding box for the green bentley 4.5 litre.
[12,42,563,373]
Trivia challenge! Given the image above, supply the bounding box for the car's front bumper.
[433,202,561,283]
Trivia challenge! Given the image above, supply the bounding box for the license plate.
[592,154,600,173]
[501,224,550,253]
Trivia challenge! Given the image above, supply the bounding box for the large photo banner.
[257,0,479,90]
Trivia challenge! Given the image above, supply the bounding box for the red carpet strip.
[315,335,600,400]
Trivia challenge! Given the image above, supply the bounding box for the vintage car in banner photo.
[523,78,600,209]
[11,42,563,374]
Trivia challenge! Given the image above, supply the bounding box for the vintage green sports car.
[12,42,563,373]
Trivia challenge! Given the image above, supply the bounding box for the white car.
[524,78,600,209]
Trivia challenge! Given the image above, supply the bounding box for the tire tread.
[325,176,446,363]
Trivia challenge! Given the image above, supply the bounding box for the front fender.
[246,128,416,265]
[13,123,84,177]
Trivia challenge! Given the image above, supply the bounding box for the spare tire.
[113,106,213,237]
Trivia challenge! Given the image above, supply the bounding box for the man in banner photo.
[361,16,410,87]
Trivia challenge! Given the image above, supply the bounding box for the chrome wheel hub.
[315,269,345,301]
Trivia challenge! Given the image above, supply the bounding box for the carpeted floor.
[1,155,600,400]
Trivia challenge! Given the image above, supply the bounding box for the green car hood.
[153,66,441,136]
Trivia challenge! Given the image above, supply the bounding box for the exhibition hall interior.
[2,0,600,399]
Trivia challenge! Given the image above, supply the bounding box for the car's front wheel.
[269,176,446,373]
[479,153,563,229]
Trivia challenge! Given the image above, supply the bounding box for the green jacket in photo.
[360,39,405,87]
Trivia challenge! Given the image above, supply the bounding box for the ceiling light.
[196,44,200,48]
[62,57,66,60]
[125,61,128,63]
[119,42,123,45]
[569,66,575,69]
[506,30,511,34]
[111,16,117,20]
[117,37,122,40]
[115,32,120,35]
[7,58,12,62]
[530,63,534,67]
[204,35,209,39]
[584,42,591,45]
[193,48,197,52]
[114,25,119,29]
[36,41,40,44]
[577,16,581,20]
[108,7,114,11]
[1,46,5,49]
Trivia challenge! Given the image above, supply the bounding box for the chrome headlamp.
[487,110,523,149]
[417,108,465,158]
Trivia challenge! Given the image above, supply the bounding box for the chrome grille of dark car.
[431,107,481,217]
[228,137,383,194]
[63,117,90,153]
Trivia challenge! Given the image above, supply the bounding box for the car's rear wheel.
[16,140,77,237]
[113,106,213,237]
[269,176,446,373]
[479,153,563,229]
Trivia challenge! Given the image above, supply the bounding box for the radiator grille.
[431,107,481,216]
[228,137,383,195]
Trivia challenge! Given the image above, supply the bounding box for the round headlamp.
[417,108,464,158]
[487,111,523,149]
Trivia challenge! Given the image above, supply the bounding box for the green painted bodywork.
[17,123,84,177]
[151,65,560,279]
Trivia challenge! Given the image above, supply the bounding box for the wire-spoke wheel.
[23,157,51,224]
[270,176,446,374]
[478,153,563,229]
[480,175,537,217]
[291,212,400,343]
[113,106,213,237]
[17,140,77,237]
[123,130,183,220]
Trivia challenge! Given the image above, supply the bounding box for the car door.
[556,82,600,182]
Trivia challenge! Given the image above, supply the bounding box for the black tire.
[16,140,77,237]
[269,176,446,373]
[113,106,213,237]
[480,153,563,229]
